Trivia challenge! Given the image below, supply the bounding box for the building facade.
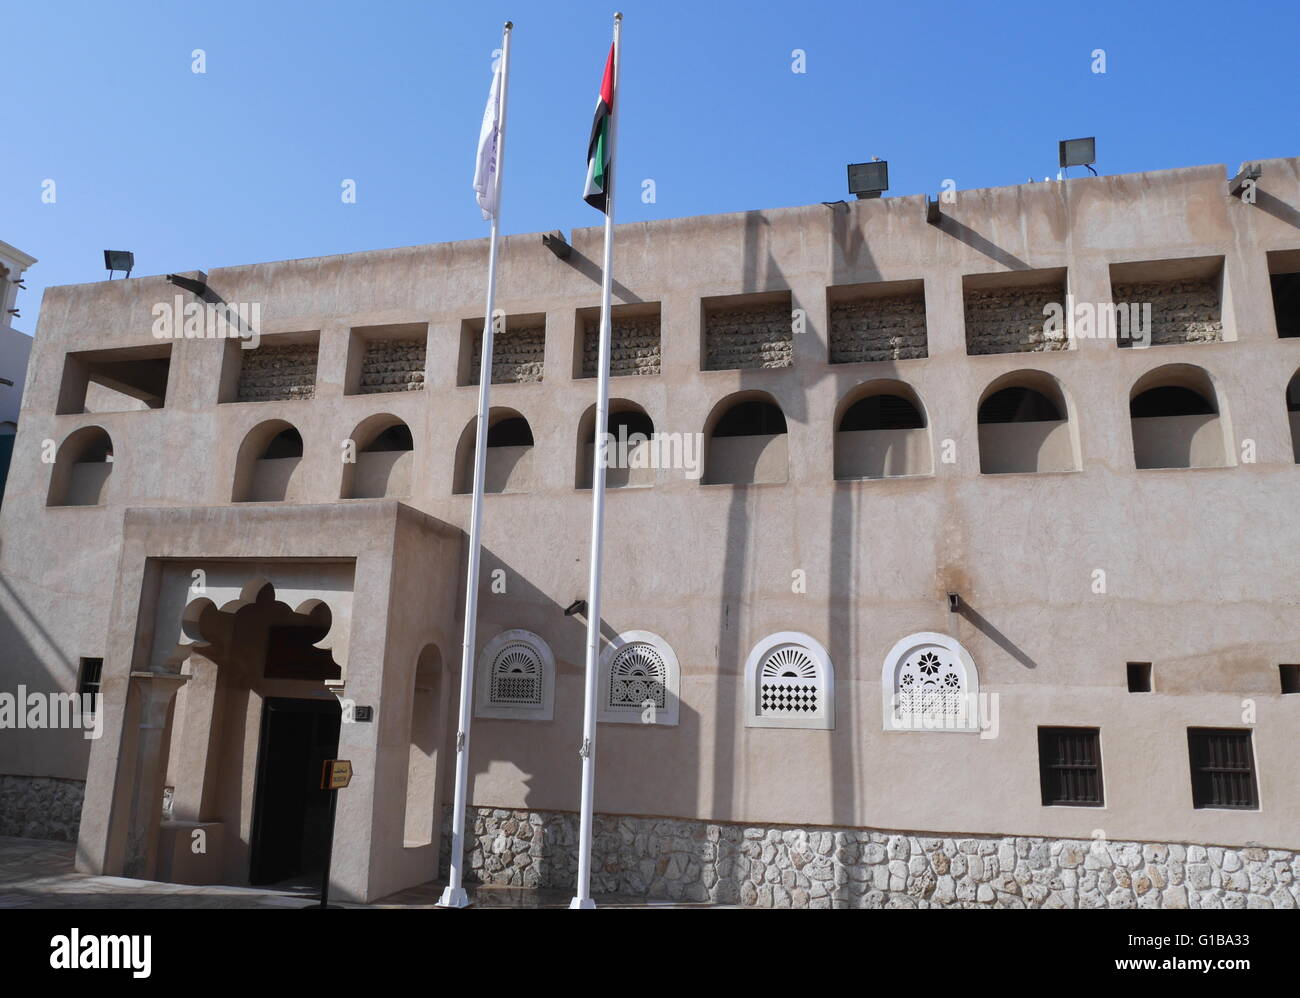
[0,240,37,500]
[1,160,1299,908]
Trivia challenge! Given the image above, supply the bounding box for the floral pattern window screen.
[896,646,965,719]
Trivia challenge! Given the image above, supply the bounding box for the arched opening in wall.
[834,381,932,480]
[341,414,414,499]
[1288,372,1300,464]
[453,408,534,494]
[575,400,655,489]
[46,426,114,506]
[703,392,788,485]
[404,644,442,847]
[977,372,1079,474]
[232,421,305,502]
[1129,364,1229,469]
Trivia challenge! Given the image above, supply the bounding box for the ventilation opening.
[977,384,1075,475]
[57,346,172,414]
[1271,272,1300,338]
[487,417,533,447]
[979,387,1061,423]
[455,412,535,494]
[578,408,656,489]
[345,420,414,499]
[1130,387,1215,418]
[368,424,414,451]
[235,424,305,502]
[262,429,304,458]
[47,429,114,507]
[1126,662,1152,693]
[835,391,931,480]
[704,399,788,485]
[78,657,104,713]
[345,324,428,395]
[1130,375,1225,470]
[1280,664,1300,695]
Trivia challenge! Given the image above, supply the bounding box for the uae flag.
[583,44,615,212]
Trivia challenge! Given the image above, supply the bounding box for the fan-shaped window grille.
[881,632,980,733]
[490,641,543,706]
[744,632,834,730]
[475,629,554,721]
[598,631,680,725]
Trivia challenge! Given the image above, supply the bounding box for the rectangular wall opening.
[56,344,172,414]
[1126,662,1153,693]
[963,269,1068,356]
[1037,726,1103,806]
[1110,255,1227,348]
[827,279,927,364]
[344,322,428,395]
[1280,664,1300,695]
[573,302,661,379]
[1267,248,1300,338]
[701,291,793,371]
[220,331,320,403]
[458,313,545,386]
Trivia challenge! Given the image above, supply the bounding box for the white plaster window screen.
[881,632,979,732]
[744,632,834,730]
[475,629,555,721]
[598,630,679,726]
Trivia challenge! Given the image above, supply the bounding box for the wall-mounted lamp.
[926,197,942,225]
[947,592,961,613]
[564,599,587,617]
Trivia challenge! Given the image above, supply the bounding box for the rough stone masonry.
[442,805,1299,909]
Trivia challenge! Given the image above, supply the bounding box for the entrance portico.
[76,501,462,903]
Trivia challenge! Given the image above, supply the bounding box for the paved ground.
[0,836,721,909]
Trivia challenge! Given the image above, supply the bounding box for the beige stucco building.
[1,159,1299,908]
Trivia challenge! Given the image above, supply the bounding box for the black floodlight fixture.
[564,599,588,617]
[1058,137,1097,175]
[947,591,961,613]
[103,250,134,279]
[0,377,14,387]
[926,197,942,225]
[542,230,572,260]
[847,160,888,199]
[1228,162,1262,199]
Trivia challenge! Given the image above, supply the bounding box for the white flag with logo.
[473,61,503,221]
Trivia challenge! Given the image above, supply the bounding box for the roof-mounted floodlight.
[1228,163,1262,199]
[542,231,572,260]
[1058,137,1097,176]
[847,160,888,199]
[103,250,134,279]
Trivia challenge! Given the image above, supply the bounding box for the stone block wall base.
[0,775,85,841]
[440,804,1299,909]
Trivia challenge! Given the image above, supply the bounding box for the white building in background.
[0,240,37,497]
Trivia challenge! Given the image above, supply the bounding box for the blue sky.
[4,0,1298,329]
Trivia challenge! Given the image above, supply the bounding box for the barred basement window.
[598,630,680,726]
[1038,727,1104,807]
[1187,728,1259,810]
[474,629,554,721]
[744,632,834,730]
[880,632,979,732]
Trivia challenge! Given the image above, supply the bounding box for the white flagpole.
[571,11,621,911]
[439,19,512,910]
